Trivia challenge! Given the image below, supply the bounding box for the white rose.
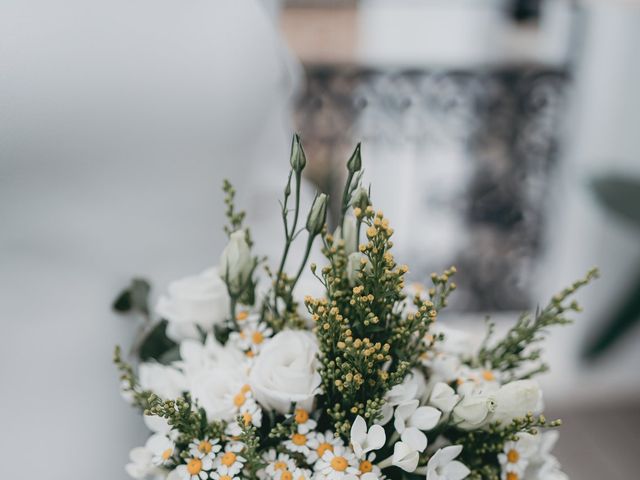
[156,267,230,341]
[492,380,541,425]
[452,392,493,430]
[188,364,248,422]
[249,330,321,413]
[138,363,186,400]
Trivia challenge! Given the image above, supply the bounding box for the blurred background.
[1,0,639,478]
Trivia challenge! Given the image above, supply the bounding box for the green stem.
[286,233,316,309]
[340,170,354,230]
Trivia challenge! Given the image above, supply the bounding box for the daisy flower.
[229,318,273,354]
[214,442,246,477]
[292,468,312,480]
[263,450,297,477]
[226,398,263,437]
[315,445,359,480]
[284,431,312,455]
[175,455,214,480]
[498,433,537,477]
[211,473,240,480]
[286,407,317,434]
[356,452,383,480]
[146,433,175,466]
[306,431,344,464]
[189,437,222,461]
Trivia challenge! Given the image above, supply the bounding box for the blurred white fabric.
[0,1,299,479]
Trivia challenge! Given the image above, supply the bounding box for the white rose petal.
[156,267,229,342]
[249,330,321,414]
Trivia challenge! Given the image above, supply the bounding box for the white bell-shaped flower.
[426,445,470,480]
[350,415,386,458]
[428,382,460,413]
[394,400,441,434]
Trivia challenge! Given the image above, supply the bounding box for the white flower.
[188,364,248,422]
[176,454,214,480]
[286,407,317,434]
[393,400,441,447]
[377,371,428,426]
[307,431,344,464]
[356,452,382,480]
[125,446,156,479]
[214,443,246,477]
[146,433,175,466]
[156,267,230,341]
[138,363,186,400]
[428,383,460,414]
[229,319,273,354]
[498,432,537,475]
[350,415,386,459]
[284,431,312,455]
[144,413,173,436]
[336,214,358,255]
[188,437,222,462]
[315,445,359,480]
[226,397,263,436]
[520,431,567,480]
[249,330,321,414]
[426,445,470,480]
[220,230,254,294]
[492,381,541,426]
[390,440,421,473]
[263,450,297,477]
[451,392,494,430]
[292,467,313,480]
[177,334,246,380]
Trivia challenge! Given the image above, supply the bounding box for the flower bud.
[219,230,254,294]
[352,187,370,211]
[347,143,362,173]
[347,252,371,285]
[290,134,306,173]
[306,193,328,236]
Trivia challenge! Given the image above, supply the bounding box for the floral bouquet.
[114,136,597,480]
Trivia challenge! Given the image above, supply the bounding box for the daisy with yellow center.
[146,433,175,466]
[284,432,311,455]
[176,454,213,480]
[263,450,297,478]
[286,407,317,434]
[498,434,536,478]
[225,398,263,437]
[292,468,312,480]
[306,431,343,464]
[211,473,238,480]
[228,319,273,355]
[188,437,222,461]
[214,443,246,477]
[356,452,382,480]
[314,445,359,480]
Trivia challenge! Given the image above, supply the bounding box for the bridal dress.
[0,1,298,478]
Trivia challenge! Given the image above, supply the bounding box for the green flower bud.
[220,230,254,293]
[290,134,306,173]
[352,187,369,211]
[346,143,362,173]
[306,193,328,235]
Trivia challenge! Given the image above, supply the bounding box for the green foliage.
[476,268,599,380]
[112,278,151,315]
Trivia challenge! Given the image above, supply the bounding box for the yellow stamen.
[233,393,246,407]
[161,448,172,460]
[482,370,495,381]
[242,412,252,426]
[252,331,264,345]
[236,311,249,321]
[187,458,202,475]
[507,449,520,463]
[317,442,334,458]
[359,460,373,473]
[198,440,212,454]
[294,409,309,424]
[291,433,307,446]
[281,471,293,480]
[221,452,237,467]
[274,461,287,471]
[331,456,348,472]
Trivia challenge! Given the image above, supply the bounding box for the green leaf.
[139,320,178,362]
[112,278,151,315]
[592,175,640,227]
